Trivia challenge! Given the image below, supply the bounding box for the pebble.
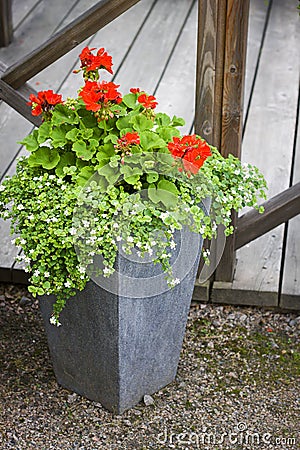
[143,395,155,406]
[19,296,32,306]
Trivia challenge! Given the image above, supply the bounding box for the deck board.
[232,0,300,297]
[281,109,300,308]
[0,0,299,308]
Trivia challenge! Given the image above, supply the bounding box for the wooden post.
[195,0,250,282]
[0,0,13,47]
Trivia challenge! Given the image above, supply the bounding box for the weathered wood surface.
[231,0,300,298]
[2,0,141,89]
[236,182,300,250]
[214,0,250,282]
[0,0,13,47]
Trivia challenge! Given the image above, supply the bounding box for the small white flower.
[33,269,40,277]
[78,266,86,274]
[80,275,85,279]
[28,214,35,220]
[24,256,31,264]
[127,236,134,243]
[46,218,51,223]
[113,223,119,229]
[11,238,16,245]
[170,241,176,249]
[3,211,9,218]
[29,249,35,254]
[0,185,5,192]
[148,248,153,256]
[17,204,25,210]
[44,271,50,278]
[150,240,156,246]
[103,267,113,276]
[64,280,71,288]
[82,220,90,227]
[116,236,122,242]
[49,175,56,180]
[50,316,62,327]
[25,267,30,273]
[20,238,26,245]
[69,227,77,236]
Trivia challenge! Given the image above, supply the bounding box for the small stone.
[143,394,154,406]
[123,419,132,426]
[19,296,32,306]
[228,372,238,379]
[239,314,247,323]
[207,341,214,349]
[67,393,77,403]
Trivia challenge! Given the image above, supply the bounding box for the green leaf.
[140,131,166,151]
[80,128,94,140]
[76,166,95,186]
[52,104,79,125]
[155,113,171,127]
[104,133,118,144]
[131,114,154,132]
[157,126,180,142]
[55,152,76,177]
[171,115,185,127]
[122,93,137,109]
[116,116,132,130]
[72,140,94,160]
[158,178,179,196]
[96,144,115,167]
[147,179,178,209]
[51,125,71,147]
[18,131,39,152]
[98,164,120,185]
[37,122,52,144]
[66,128,79,142]
[124,175,140,185]
[27,147,60,169]
[146,172,159,183]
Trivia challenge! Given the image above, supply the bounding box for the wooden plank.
[2,0,141,89]
[154,1,197,134]
[0,79,41,125]
[235,183,300,249]
[214,0,250,282]
[281,104,300,309]
[195,0,226,146]
[0,0,13,47]
[111,0,194,95]
[243,0,269,115]
[12,0,42,32]
[233,0,300,295]
[211,281,279,307]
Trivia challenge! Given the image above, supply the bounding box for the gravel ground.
[0,282,299,450]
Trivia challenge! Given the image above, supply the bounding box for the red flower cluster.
[117,132,140,147]
[168,135,212,174]
[130,88,141,94]
[79,46,113,74]
[27,90,63,116]
[79,80,122,112]
[138,93,157,109]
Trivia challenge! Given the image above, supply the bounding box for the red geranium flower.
[130,88,141,94]
[117,132,140,147]
[27,90,63,116]
[138,93,158,109]
[79,46,113,74]
[168,134,212,174]
[79,80,122,111]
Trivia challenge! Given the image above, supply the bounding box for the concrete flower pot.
[39,200,209,414]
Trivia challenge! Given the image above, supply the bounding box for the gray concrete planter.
[39,200,209,414]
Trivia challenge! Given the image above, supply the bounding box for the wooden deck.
[0,0,299,308]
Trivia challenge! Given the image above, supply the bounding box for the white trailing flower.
[127,236,134,243]
[113,222,119,229]
[64,280,72,288]
[0,185,5,192]
[116,236,122,242]
[50,316,62,327]
[44,271,50,278]
[169,278,180,288]
[78,266,86,274]
[17,204,25,210]
[160,212,169,221]
[170,240,176,249]
[69,227,77,236]
[33,269,40,277]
